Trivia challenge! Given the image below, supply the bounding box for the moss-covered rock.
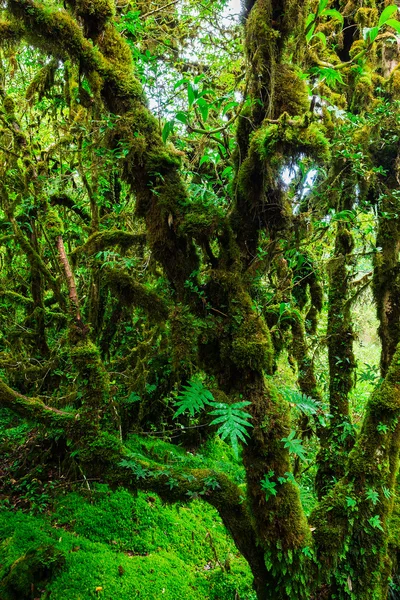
[0,543,66,600]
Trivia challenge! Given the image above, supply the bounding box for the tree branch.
[0,379,75,427]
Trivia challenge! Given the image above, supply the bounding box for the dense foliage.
[1,0,400,598]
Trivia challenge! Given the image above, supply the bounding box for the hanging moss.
[25,60,57,103]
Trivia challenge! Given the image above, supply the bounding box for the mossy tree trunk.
[316,215,357,499]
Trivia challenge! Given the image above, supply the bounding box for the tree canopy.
[1,0,400,598]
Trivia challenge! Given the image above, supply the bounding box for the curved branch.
[50,195,90,225]
[72,230,146,258]
[0,379,75,426]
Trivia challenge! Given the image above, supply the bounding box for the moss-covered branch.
[0,380,75,427]
[104,268,169,322]
[7,0,200,300]
[50,195,90,224]
[0,18,24,43]
[72,230,146,258]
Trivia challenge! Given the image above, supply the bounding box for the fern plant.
[173,378,214,417]
[173,379,253,457]
[209,401,253,458]
[280,387,322,416]
[281,430,308,462]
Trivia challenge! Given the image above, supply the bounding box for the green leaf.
[311,66,345,88]
[174,78,189,90]
[187,83,196,108]
[366,488,380,506]
[221,166,233,178]
[126,392,141,403]
[175,111,188,124]
[386,18,400,33]
[323,9,344,25]
[314,31,327,46]
[162,120,174,143]
[366,26,379,43]
[199,154,211,166]
[209,400,253,458]
[346,496,357,508]
[305,13,315,28]
[378,5,398,27]
[281,430,308,462]
[173,378,214,418]
[260,473,278,500]
[222,101,239,116]
[280,387,324,417]
[306,23,316,43]
[317,0,329,16]
[331,209,356,222]
[368,515,384,531]
[196,97,209,122]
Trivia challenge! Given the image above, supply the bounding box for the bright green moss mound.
[0,485,254,599]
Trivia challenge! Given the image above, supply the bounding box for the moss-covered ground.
[0,409,254,599]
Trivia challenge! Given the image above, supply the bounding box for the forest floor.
[0,409,255,600]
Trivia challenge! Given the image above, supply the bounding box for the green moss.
[0,544,65,600]
[260,120,331,164]
[73,230,146,259]
[25,60,57,103]
[69,338,110,422]
[169,304,199,376]
[0,489,254,600]
[104,269,169,322]
[355,7,378,28]
[99,23,132,66]
[230,313,273,373]
[72,0,114,29]
[387,67,400,98]
[274,65,310,117]
[43,208,64,241]
[0,19,24,44]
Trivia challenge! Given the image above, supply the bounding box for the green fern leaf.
[173,378,214,418]
[280,388,322,416]
[210,401,253,458]
[281,430,308,462]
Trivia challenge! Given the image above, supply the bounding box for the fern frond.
[210,401,253,458]
[173,378,214,418]
[280,387,322,416]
